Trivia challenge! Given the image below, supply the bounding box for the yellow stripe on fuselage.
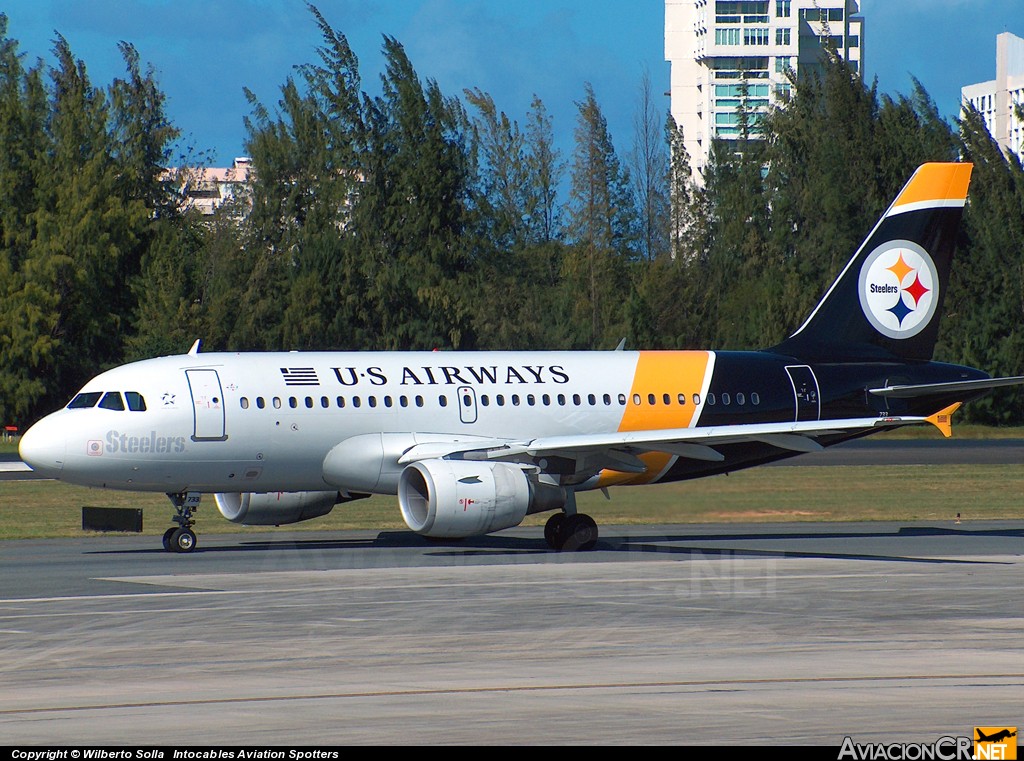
[597,351,713,487]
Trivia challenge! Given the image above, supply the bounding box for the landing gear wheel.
[164,492,201,553]
[559,513,598,552]
[170,528,197,553]
[544,513,566,550]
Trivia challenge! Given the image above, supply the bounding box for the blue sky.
[1,0,1021,165]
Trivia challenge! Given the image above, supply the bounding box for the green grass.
[2,463,1021,541]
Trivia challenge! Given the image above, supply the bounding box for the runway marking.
[0,567,953,605]
[3,673,1023,716]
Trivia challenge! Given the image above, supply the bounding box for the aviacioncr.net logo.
[858,240,939,340]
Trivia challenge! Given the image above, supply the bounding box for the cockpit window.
[67,392,103,409]
[98,392,125,411]
[125,392,147,411]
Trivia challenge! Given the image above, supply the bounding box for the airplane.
[976,729,1017,743]
[18,162,1024,553]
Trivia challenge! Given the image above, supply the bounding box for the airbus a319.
[19,163,1024,552]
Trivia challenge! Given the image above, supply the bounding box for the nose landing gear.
[163,492,201,553]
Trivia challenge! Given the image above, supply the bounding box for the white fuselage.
[20,350,718,494]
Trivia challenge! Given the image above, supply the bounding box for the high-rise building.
[961,32,1024,163]
[665,1,864,182]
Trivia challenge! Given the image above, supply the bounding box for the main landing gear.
[543,490,599,551]
[163,492,201,553]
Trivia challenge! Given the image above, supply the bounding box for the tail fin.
[773,163,973,362]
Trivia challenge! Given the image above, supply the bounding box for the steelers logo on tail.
[858,240,939,340]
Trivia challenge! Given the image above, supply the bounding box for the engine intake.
[398,459,565,538]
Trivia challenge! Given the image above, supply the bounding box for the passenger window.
[572,394,581,406]
[751,392,761,405]
[588,394,596,406]
[633,394,641,406]
[67,391,103,409]
[692,393,701,405]
[663,393,671,406]
[512,394,521,406]
[542,394,551,406]
[707,393,716,405]
[305,396,314,409]
[384,396,393,408]
[603,394,611,405]
[496,394,505,406]
[337,396,346,408]
[368,396,377,408]
[678,393,686,405]
[353,396,361,408]
[321,396,329,408]
[125,392,147,411]
[439,395,448,407]
[481,394,490,406]
[240,397,250,410]
[257,397,266,409]
[722,393,731,405]
[415,395,424,407]
[618,394,626,406]
[273,397,282,409]
[98,392,125,411]
[400,396,409,408]
[289,397,297,409]
[736,393,745,405]
[527,394,536,406]
[557,394,566,406]
[648,393,656,405]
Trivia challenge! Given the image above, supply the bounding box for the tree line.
[1,8,1022,427]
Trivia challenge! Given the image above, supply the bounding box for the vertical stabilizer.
[773,163,973,362]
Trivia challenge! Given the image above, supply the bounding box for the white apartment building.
[665,0,864,181]
[165,157,253,216]
[962,32,1024,163]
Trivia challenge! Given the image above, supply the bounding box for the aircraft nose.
[19,417,67,478]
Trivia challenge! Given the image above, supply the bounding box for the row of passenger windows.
[67,391,147,411]
[65,389,762,414]
[238,390,762,411]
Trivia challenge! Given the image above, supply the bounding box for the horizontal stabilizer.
[868,376,1024,399]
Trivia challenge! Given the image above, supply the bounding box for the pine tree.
[564,83,637,348]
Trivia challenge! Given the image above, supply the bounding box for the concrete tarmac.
[1,522,1022,745]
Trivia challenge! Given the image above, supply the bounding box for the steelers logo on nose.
[858,240,938,340]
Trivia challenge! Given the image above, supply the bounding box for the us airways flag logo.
[975,727,1017,760]
[280,367,319,386]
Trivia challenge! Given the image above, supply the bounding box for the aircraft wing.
[398,415,927,475]
[868,376,1024,399]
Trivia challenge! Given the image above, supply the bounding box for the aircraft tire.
[170,528,197,553]
[162,527,176,551]
[544,513,566,550]
[559,513,598,552]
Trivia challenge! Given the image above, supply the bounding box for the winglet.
[926,402,962,438]
[188,339,202,356]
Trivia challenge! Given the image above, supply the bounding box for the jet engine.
[398,459,566,538]
[215,490,343,526]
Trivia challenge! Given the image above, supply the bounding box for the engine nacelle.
[398,459,566,538]
[215,490,342,526]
